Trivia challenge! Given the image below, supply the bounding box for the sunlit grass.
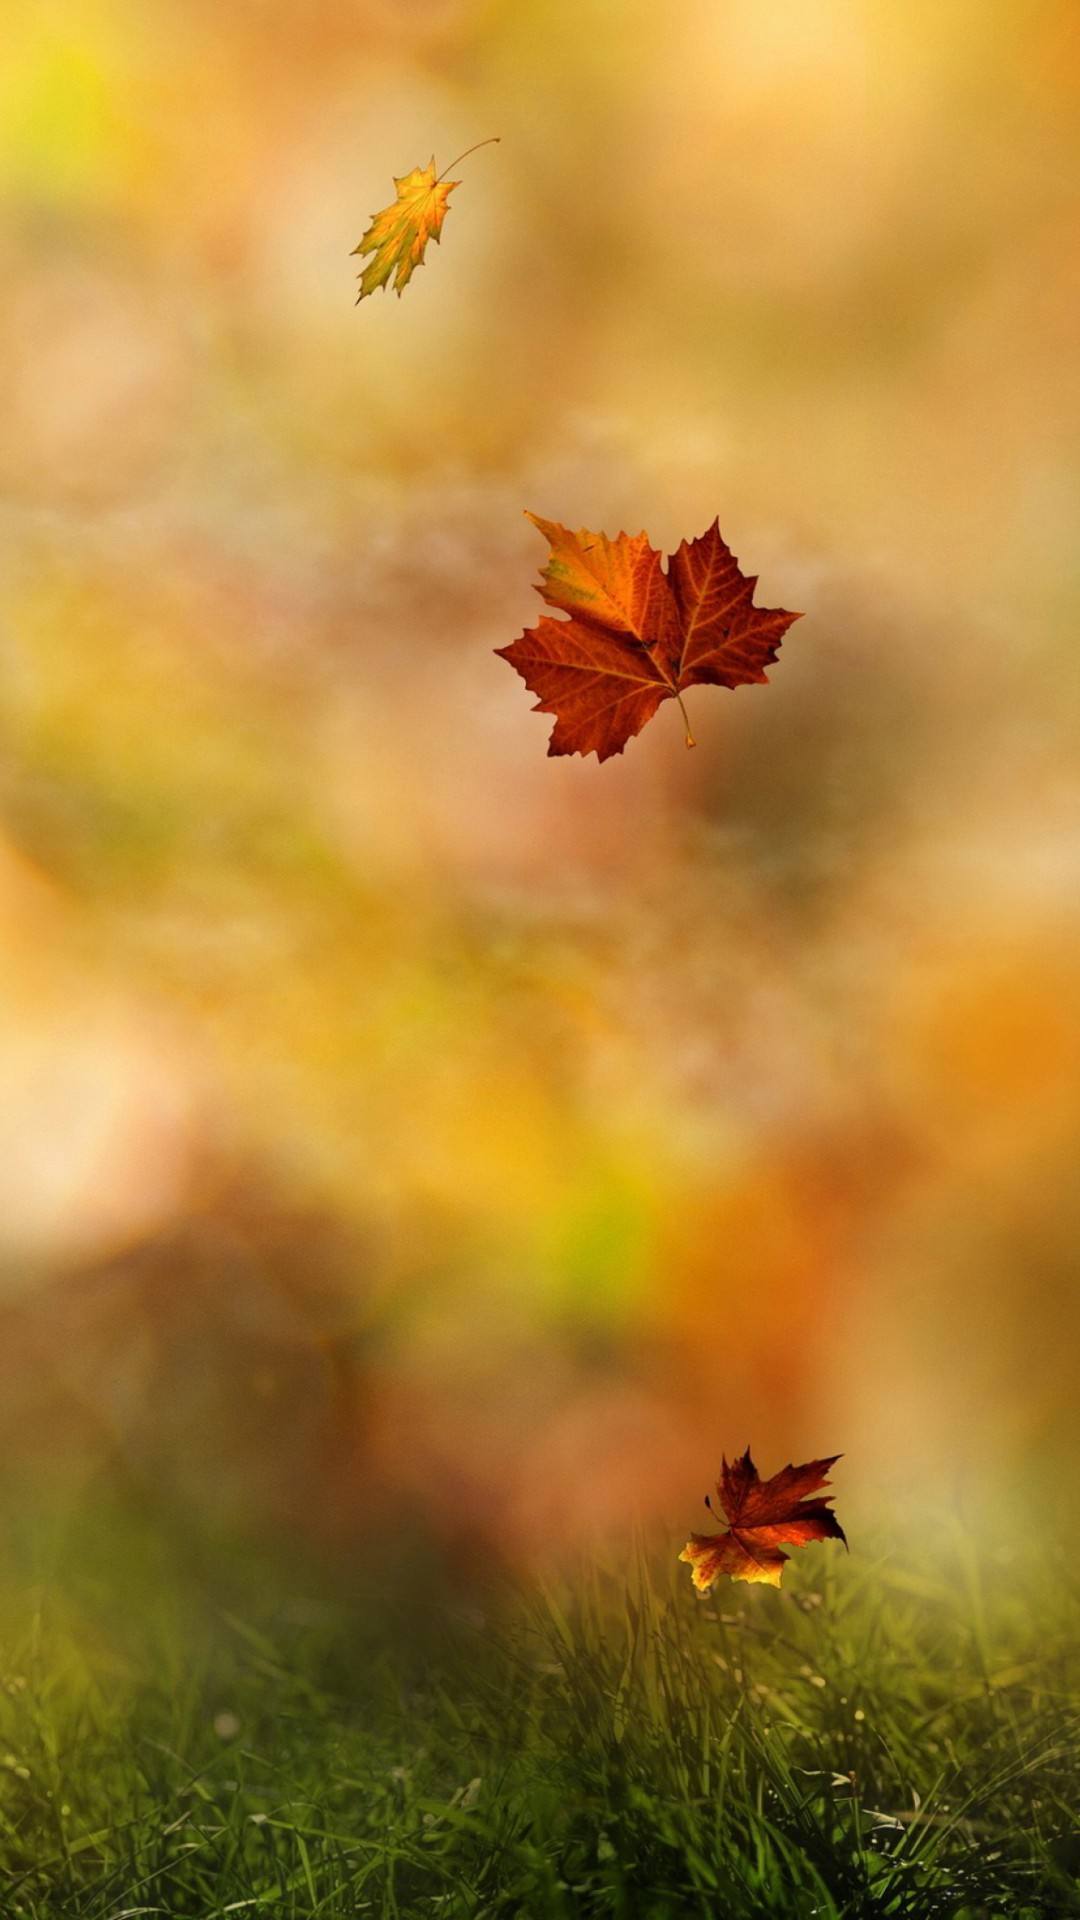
[0,1510,1077,1917]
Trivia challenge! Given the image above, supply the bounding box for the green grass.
[0,1508,1077,1918]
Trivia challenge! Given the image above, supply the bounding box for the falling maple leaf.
[352,139,499,302]
[679,1449,846,1590]
[496,514,801,761]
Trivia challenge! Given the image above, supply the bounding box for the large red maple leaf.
[679,1449,846,1590]
[496,514,801,762]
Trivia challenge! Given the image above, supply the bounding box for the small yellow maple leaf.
[352,139,499,303]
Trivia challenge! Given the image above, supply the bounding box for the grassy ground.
[0,1506,1077,1918]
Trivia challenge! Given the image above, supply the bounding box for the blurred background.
[1,0,1078,1574]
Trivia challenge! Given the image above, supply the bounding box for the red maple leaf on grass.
[680,1449,846,1590]
[496,513,801,761]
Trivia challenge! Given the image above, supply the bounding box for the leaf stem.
[675,691,696,749]
[437,138,501,182]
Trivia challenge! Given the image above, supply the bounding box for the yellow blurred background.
[2,0,1078,1565]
